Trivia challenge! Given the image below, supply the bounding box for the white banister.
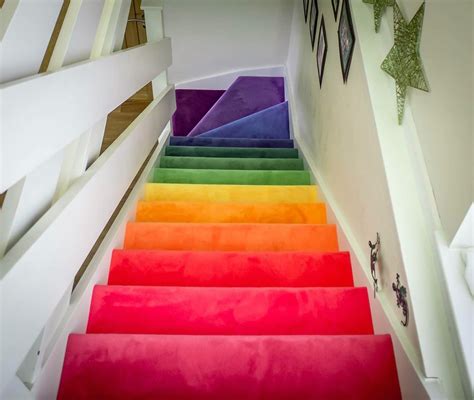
[0,0,63,82]
[0,85,176,393]
[0,38,172,192]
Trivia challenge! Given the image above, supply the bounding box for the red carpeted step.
[108,250,353,287]
[87,285,373,335]
[124,223,339,252]
[58,333,402,400]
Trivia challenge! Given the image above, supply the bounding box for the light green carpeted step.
[160,156,304,171]
[165,146,299,159]
[153,168,311,185]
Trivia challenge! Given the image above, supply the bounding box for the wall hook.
[392,273,409,326]
[368,233,380,298]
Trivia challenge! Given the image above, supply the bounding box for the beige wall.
[398,0,473,241]
[286,0,422,356]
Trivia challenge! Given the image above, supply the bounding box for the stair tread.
[108,249,353,287]
[145,183,318,203]
[153,168,311,185]
[136,201,326,223]
[160,156,304,170]
[165,145,299,158]
[170,136,294,148]
[58,334,402,400]
[124,222,339,252]
[88,285,373,335]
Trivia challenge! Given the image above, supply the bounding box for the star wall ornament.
[381,2,429,124]
[363,0,394,32]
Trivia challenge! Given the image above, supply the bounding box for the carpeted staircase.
[57,76,402,399]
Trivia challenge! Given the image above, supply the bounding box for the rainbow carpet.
[58,77,402,399]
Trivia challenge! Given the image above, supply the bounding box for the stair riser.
[153,168,311,185]
[170,137,294,148]
[165,146,299,158]
[136,202,326,224]
[108,250,354,287]
[124,223,339,252]
[88,286,373,335]
[159,156,304,170]
[144,184,318,203]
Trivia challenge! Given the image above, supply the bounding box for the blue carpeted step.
[169,137,294,148]
[198,102,289,140]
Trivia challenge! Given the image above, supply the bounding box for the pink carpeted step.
[57,333,402,399]
[108,250,353,287]
[87,285,373,335]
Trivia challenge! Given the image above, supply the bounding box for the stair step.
[88,286,373,335]
[169,136,294,148]
[124,223,338,252]
[58,334,401,400]
[136,201,326,223]
[165,145,299,158]
[109,250,353,287]
[159,156,304,170]
[153,168,311,185]
[145,183,317,203]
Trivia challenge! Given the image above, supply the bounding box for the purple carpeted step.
[188,76,285,137]
[172,89,224,136]
[198,102,289,139]
[169,137,294,148]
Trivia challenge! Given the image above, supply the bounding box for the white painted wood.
[0,0,63,83]
[112,0,133,51]
[86,117,108,168]
[0,152,64,256]
[451,204,474,249]
[33,130,170,400]
[0,38,172,192]
[0,85,175,394]
[90,0,116,59]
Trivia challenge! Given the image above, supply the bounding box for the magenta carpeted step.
[172,89,224,136]
[198,101,289,139]
[58,333,402,399]
[188,76,285,137]
[108,250,354,287]
[87,285,373,335]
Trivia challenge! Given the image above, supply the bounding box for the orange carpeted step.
[136,201,327,223]
[124,223,339,252]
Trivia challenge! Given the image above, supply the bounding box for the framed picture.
[331,0,340,21]
[316,16,328,87]
[309,0,319,50]
[303,0,310,22]
[337,0,355,83]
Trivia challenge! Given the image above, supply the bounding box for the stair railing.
[0,0,175,397]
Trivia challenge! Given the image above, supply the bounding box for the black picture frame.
[337,0,355,83]
[303,0,310,22]
[316,16,328,87]
[309,0,319,51]
[331,0,340,21]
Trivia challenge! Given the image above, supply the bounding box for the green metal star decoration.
[363,0,394,32]
[381,2,429,124]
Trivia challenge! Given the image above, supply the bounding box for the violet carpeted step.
[58,334,402,400]
[172,89,225,136]
[169,136,294,148]
[198,102,289,139]
[108,250,354,287]
[87,286,373,335]
[188,76,285,137]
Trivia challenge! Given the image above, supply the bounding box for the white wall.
[396,0,473,242]
[285,0,429,389]
[163,0,294,86]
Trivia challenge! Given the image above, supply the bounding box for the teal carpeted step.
[160,156,304,171]
[153,168,311,185]
[165,146,299,159]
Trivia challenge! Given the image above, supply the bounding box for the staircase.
[57,77,402,399]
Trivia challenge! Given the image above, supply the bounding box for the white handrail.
[0,85,175,392]
[0,38,172,192]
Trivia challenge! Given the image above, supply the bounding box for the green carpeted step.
[160,156,304,171]
[165,146,299,159]
[153,168,311,185]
